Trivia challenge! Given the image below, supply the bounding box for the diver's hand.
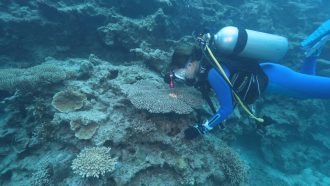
[256,115,275,129]
[184,124,208,140]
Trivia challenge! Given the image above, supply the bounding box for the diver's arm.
[203,68,234,130]
[184,68,234,139]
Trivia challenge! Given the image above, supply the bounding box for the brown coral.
[70,119,98,140]
[51,90,87,112]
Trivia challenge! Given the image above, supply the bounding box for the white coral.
[71,147,117,178]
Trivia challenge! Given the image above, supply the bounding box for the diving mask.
[173,68,186,81]
[172,66,197,87]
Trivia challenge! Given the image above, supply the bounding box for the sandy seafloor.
[0,1,330,185]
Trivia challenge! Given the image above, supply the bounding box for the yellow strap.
[206,46,264,123]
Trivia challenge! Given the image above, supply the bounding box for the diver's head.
[164,43,202,86]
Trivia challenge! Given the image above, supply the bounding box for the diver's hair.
[167,43,202,71]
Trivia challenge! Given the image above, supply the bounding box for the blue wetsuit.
[206,56,330,129]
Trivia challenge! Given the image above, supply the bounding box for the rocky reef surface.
[0,55,250,186]
[0,0,330,185]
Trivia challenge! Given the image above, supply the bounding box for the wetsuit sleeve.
[204,68,234,130]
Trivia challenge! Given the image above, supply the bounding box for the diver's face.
[173,60,200,81]
[185,61,200,79]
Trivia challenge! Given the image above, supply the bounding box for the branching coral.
[71,147,118,178]
[123,80,204,114]
[31,162,54,186]
[216,144,249,185]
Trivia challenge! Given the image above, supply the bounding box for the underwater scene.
[0,0,330,185]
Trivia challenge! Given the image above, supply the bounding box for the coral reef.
[253,97,330,174]
[0,55,251,185]
[3,0,326,67]
[0,0,330,186]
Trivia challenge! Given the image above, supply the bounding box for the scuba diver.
[164,19,330,140]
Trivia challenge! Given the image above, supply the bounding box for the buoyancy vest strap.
[206,45,264,123]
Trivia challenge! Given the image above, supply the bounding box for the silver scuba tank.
[213,26,288,61]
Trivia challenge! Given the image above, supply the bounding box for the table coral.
[0,63,67,92]
[124,80,204,114]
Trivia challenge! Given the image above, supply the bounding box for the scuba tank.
[214,26,288,61]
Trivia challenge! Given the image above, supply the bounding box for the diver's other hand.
[184,124,208,140]
[256,115,275,129]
